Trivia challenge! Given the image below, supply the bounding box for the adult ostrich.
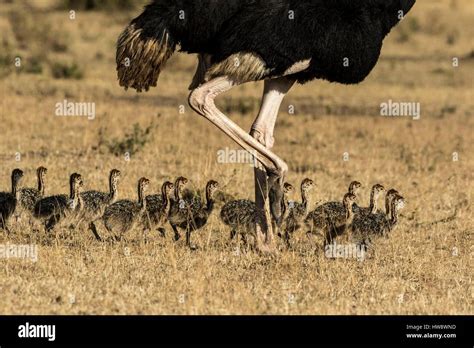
[116,0,416,252]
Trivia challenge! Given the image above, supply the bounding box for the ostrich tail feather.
[116,22,175,92]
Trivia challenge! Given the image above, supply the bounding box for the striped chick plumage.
[221,183,295,240]
[170,180,219,249]
[33,173,83,231]
[283,178,314,238]
[19,167,47,213]
[0,169,24,231]
[145,181,174,233]
[81,169,121,223]
[350,194,405,247]
[102,177,149,238]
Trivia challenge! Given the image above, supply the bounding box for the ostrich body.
[102,177,150,238]
[282,178,315,247]
[81,169,121,219]
[19,166,47,213]
[169,180,219,249]
[0,169,24,232]
[81,169,121,241]
[315,180,361,216]
[355,184,385,215]
[145,181,174,235]
[322,192,357,245]
[221,182,294,246]
[167,176,189,241]
[33,173,84,232]
[351,194,405,247]
[116,0,416,252]
[306,183,389,243]
[304,180,361,234]
[385,188,400,217]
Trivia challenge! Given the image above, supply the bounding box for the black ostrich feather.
[117,0,416,90]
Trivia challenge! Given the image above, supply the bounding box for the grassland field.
[0,0,472,314]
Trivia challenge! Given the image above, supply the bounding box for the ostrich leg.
[189,77,288,252]
[188,62,309,252]
[250,77,295,248]
[189,77,288,179]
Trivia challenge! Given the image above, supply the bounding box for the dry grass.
[0,0,472,315]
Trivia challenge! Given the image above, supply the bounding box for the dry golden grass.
[0,0,472,314]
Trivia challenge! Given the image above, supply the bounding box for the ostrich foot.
[255,223,278,255]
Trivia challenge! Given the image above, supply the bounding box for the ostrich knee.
[188,88,208,115]
[250,128,287,177]
[250,127,274,149]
